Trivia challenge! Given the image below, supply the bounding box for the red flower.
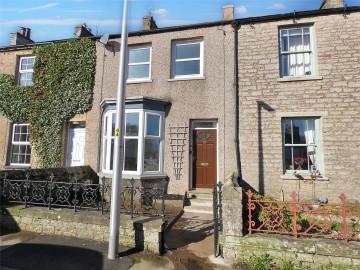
[293,157,307,165]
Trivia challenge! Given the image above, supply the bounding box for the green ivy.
[0,74,31,122]
[0,38,96,168]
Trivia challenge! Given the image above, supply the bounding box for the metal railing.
[246,189,360,243]
[1,173,167,221]
[213,181,223,257]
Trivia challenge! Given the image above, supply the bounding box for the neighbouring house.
[236,1,360,202]
[0,2,359,202]
[0,8,238,196]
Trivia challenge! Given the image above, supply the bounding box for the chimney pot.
[223,5,234,21]
[20,27,26,36]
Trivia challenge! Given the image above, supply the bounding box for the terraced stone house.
[0,1,359,202]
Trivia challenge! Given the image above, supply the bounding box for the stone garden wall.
[1,205,165,254]
[221,182,360,269]
[224,234,360,268]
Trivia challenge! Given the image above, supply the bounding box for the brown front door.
[193,129,217,189]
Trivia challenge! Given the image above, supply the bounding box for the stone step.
[189,199,213,207]
[184,207,213,215]
[188,189,214,199]
[184,196,214,218]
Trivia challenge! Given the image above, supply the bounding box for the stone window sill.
[98,172,166,180]
[277,76,323,82]
[126,79,152,84]
[281,173,329,181]
[168,77,205,82]
[2,165,31,170]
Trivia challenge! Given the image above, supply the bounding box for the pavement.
[0,211,236,270]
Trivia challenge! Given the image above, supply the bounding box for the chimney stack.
[9,27,34,46]
[320,0,344,9]
[223,5,234,21]
[143,16,158,30]
[74,23,93,37]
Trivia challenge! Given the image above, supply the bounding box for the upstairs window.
[282,118,321,174]
[127,46,151,81]
[171,40,203,79]
[18,56,35,86]
[10,123,31,166]
[279,26,314,77]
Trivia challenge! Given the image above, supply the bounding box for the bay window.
[103,109,164,175]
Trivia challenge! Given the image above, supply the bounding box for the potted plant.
[293,157,307,170]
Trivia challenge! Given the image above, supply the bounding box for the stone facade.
[0,48,35,168]
[237,10,360,202]
[0,7,359,201]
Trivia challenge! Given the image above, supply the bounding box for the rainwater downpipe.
[232,20,242,186]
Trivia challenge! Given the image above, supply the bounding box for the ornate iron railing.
[119,178,167,222]
[1,173,167,220]
[246,190,360,243]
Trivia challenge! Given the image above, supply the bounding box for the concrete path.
[130,211,233,270]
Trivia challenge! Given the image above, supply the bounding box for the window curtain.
[304,120,316,166]
[288,29,311,76]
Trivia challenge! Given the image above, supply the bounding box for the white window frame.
[102,112,115,173]
[171,39,204,79]
[279,26,315,78]
[18,56,35,86]
[10,123,31,166]
[282,117,321,174]
[127,45,151,82]
[102,109,164,176]
[123,110,142,174]
[143,112,163,174]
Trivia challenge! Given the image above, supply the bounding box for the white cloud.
[19,3,59,13]
[235,6,247,16]
[151,8,168,18]
[269,3,286,10]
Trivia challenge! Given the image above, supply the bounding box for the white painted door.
[66,126,86,167]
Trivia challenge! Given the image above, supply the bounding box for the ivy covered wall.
[0,38,96,168]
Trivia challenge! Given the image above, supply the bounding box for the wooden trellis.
[168,124,188,180]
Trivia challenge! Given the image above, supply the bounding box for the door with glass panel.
[193,129,217,189]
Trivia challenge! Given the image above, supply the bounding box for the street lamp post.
[108,0,129,260]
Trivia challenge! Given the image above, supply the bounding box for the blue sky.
[0,0,359,47]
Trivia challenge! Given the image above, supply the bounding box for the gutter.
[231,21,242,187]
